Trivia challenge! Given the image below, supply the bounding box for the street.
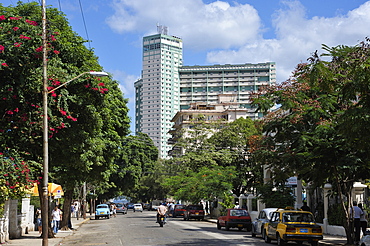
[60,210,312,246]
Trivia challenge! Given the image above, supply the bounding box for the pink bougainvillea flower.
[52,80,61,86]
[50,35,57,41]
[51,93,57,97]
[72,117,77,121]
[53,50,60,54]
[35,46,43,52]
[9,16,22,20]
[25,19,38,26]
[0,45,4,53]
[84,84,91,88]
[59,110,67,116]
[98,82,105,86]
[14,42,22,47]
[19,35,31,40]
[0,15,5,21]
[13,108,19,113]
[92,88,99,91]
[2,63,8,67]
[12,27,19,31]
[6,111,13,115]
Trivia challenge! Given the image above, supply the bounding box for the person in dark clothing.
[301,202,311,212]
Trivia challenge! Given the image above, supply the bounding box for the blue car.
[95,204,111,219]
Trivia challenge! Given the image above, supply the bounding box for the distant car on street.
[251,208,277,237]
[173,204,186,218]
[133,203,143,212]
[217,208,252,231]
[116,203,127,214]
[127,203,134,209]
[183,205,205,221]
[95,204,111,219]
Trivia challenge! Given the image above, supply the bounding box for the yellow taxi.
[263,207,323,246]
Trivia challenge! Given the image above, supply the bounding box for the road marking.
[169,220,230,240]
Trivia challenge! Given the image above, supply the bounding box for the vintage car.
[183,205,205,221]
[95,204,111,219]
[217,208,252,231]
[263,208,323,246]
[251,208,278,237]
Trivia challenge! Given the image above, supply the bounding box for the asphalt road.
[60,210,314,246]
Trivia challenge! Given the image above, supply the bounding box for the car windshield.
[230,209,249,216]
[283,212,315,222]
[116,204,123,208]
[175,205,185,209]
[97,205,108,209]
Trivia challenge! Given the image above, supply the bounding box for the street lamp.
[41,71,107,245]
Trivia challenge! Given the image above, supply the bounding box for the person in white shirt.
[51,206,62,234]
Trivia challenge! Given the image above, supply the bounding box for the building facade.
[135,29,276,159]
[134,27,183,158]
[179,63,276,119]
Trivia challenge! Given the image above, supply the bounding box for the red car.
[173,204,186,218]
[217,208,252,231]
[183,205,205,221]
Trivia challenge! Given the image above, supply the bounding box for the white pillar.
[323,183,332,233]
[295,179,303,209]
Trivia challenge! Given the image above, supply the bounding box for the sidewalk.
[4,215,91,246]
[204,217,348,246]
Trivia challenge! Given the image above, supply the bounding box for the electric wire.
[78,0,91,49]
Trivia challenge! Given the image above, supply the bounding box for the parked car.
[217,208,252,231]
[116,203,127,214]
[133,203,143,212]
[95,204,111,219]
[251,208,277,237]
[173,204,186,218]
[183,205,204,221]
[143,203,150,210]
[263,207,323,246]
[360,233,370,246]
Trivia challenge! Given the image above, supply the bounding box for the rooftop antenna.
[156,24,168,35]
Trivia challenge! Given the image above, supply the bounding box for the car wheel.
[277,234,285,246]
[310,242,318,246]
[296,242,303,245]
[238,227,243,231]
[107,214,110,219]
[264,230,271,243]
[183,215,186,221]
[225,222,230,231]
[217,221,221,230]
[95,216,99,220]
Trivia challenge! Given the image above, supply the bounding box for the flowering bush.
[0,148,39,204]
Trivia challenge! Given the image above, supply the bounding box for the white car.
[251,208,277,237]
[133,203,143,212]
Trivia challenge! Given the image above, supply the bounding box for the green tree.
[164,165,237,204]
[253,39,370,244]
[0,2,130,230]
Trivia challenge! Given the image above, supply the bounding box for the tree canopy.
[253,38,370,244]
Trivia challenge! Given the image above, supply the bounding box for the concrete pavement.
[4,215,91,246]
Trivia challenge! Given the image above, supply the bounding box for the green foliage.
[256,183,295,208]
[0,148,40,203]
[328,202,347,226]
[164,165,237,204]
[218,192,235,212]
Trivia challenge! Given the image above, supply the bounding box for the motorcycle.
[158,214,166,227]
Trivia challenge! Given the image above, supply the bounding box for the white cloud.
[107,0,261,50]
[207,1,370,83]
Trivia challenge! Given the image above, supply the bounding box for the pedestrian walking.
[51,205,62,234]
[301,202,311,212]
[358,203,368,237]
[35,208,42,234]
[350,201,364,243]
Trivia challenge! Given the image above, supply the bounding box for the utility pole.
[41,0,49,245]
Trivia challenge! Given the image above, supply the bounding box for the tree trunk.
[60,189,73,230]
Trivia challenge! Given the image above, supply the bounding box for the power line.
[78,0,91,49]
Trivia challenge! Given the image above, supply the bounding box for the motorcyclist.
[157,202,168,223]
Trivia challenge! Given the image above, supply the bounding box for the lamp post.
[41,71,107,246]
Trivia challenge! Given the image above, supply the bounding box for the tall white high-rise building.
[135,26,183,159]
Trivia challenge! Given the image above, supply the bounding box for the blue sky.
[2,0,370,133]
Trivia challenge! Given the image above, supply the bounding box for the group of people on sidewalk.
[351,201,368,244]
